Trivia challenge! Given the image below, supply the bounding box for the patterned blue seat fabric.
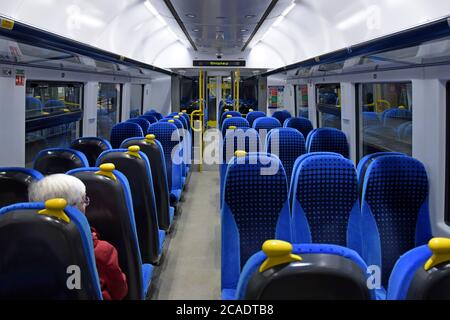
[272,110,292,125]
[221,153,291,299]
[246,111,266,128]
[307,128,350,158]
[284,117,313,140]
[220,111,242,129]
[110,122,144,149]
[127,118,151,134]
[221,117,250,134]
[236,243,374,300]
[0,168,43,208]
[220,129,260,208]
[160,118,189,179]
[0,202,102,299]
[360,155,432,294]
[288,152,344,213]
[357,152,405,199]
[252,117,282,132]
[145,110,163,121]
[33,148,89,175]
[139,114,158,124]
[291,154,361,250]
[266,128,306,188]
[148,122,183,204]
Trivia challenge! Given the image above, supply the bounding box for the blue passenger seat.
[272,110,292,125]
[68,164,151,299]
[0,168,43,208]
[290,154,361,250]
[246,111,266,128]
[148,122,183,206]
[360,155,432,297]
[307,128,350,158]
[97,147,164,265]
[221,152,291,299]
[33,148,89,175]
[127,118,151,135]
[121,135,174,231]
[0,199,102,299]
[70,137,112,167]
[284,117,313,140]
[387,237,450,300]
[266,128,306,188]
[110,122,144,149]
[236,241,373,300]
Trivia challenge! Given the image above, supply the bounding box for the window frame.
[355,81,413,161]
[25,80,84,167]
[315,83,341,129]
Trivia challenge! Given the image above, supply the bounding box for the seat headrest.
[239,243,372,300]
[33,148,89,175]
[110,122,144,149]
[70,137,112,167]
[0,168,43,208]
[0,201,102,299]
[127,118,151,134]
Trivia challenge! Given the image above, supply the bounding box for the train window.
[295,85,308,118]
[130,84,144,118]
[25,81,83,167]
[316,84,341,129]
[97,83,122,140]
[357,82,412,159]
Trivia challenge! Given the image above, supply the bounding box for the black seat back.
[71,137,112,167]
[0,200,101,299]
[33,148,89,175]
[69,165,143,300]
[245,253,370,300]
[96,147,160,264]
[121,136,171,231]
[0,168,43,208]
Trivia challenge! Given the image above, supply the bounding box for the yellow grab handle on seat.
[38,198,70,223]
[425,238,450,271]
[259,240,302,273]
[127,145,142,159]
[95,163,117,181]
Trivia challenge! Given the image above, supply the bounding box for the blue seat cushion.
[142,263,154,296]
[170,189,182,203]
[169,206,175,224]
[221,289,237,300]
[158,229,166,253]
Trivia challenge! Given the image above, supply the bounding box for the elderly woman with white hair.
[29,174,128,300]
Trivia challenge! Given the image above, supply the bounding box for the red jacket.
[91,229,128,300]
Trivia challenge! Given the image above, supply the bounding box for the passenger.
[28,174,128,300]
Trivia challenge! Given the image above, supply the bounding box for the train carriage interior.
[1,0,450,304]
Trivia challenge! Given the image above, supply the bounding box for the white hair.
[29,174,86,210]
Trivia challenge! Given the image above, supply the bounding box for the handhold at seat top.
[127,145,142,159]
[38,198,70,223]
[259,240,302,273]
[145,134,156,144]
[168,119,175,123]
[234,150,247,158]
[95,163,117,181]
[227,115,233,118]
[424,238,450,271]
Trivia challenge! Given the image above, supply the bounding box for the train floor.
[149,169,221,300]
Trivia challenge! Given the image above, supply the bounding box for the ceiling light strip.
[241,0,279,52]
[162,0,198,51]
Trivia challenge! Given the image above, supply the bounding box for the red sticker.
[15,75,24,86]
